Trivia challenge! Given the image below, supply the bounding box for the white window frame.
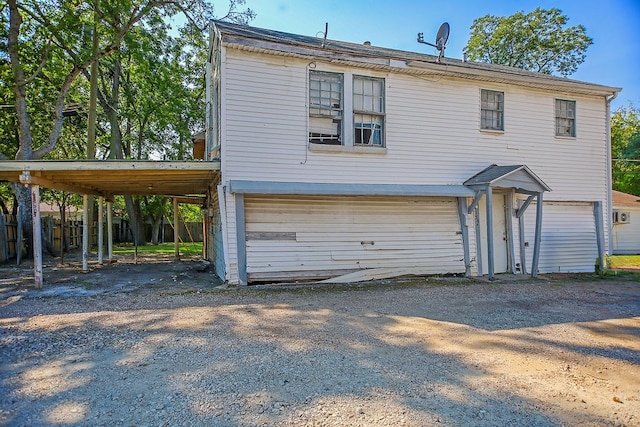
[309,71,343,145]
[309,70,386,152]
[353,75,385,147]
[555,99,576,137]
[480,89,504,131]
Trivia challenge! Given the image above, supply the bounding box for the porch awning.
[464,164,551,194]
[0,160,220,198]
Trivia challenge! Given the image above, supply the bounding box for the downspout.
[605,92,618,256]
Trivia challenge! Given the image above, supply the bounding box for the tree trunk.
[107,48,146,245]
[150,215,163,245]
[125,197,147,246]
[12,184,33,259]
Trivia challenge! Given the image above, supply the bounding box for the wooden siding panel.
[219,48,610,281]
[222,49,608,202]
[522,202,598,273]
[243,196,464,279]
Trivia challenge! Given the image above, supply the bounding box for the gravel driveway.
[1,258,639,426]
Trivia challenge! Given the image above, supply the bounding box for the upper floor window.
[309,71,343,145]
[353,76,385,146]
[480,89,504,131]
[309,70,385,148]
[555,99,576,137]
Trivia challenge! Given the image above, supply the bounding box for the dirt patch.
[0,255,639,426]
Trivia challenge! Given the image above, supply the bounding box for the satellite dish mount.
[417,22,450,62]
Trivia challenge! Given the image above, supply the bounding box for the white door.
[478,193,508,274]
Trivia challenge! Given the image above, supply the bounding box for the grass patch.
[608,255,640,269]
[113,242,203,255]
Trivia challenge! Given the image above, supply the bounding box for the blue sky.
[248,0,639,110]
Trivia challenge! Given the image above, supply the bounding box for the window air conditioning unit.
[613,210,631,224]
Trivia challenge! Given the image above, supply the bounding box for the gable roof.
[613,190,640,208]
[464,164,551,193]
[212,20,621,97]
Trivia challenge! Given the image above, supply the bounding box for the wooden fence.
[0,213,203,262]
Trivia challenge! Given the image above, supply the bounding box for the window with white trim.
[353,76,385,146]
[555,99,576,137]
[309,70,385,148]
[309,71,343,144]
[480,89,504,131]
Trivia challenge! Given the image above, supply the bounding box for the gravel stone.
[1,255,639,426]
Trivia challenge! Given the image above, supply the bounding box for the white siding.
[522,202,598,273]
[218,46,611,282]
[221,48,608,203]
[243,196,464,281]
[211,186,225,281]
[612,207,640,254]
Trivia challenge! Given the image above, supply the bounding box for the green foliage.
[608,255,640,269]
[465,8,592,77]
[611,104,640,196]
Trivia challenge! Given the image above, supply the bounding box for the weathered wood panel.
[243,195,464,281]
[522,202,598,273]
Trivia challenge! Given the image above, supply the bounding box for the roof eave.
[218,27,621,98]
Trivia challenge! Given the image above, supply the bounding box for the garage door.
[244,195,464,281]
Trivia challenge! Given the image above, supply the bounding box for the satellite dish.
[417,22,450,62]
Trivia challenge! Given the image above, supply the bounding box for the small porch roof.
[464,164,551,194]
[0,160,220,199]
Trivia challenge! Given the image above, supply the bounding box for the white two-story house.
[204,20,621,285]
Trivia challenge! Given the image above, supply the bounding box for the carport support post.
[486,186,495,281]
[107,201,113,261]
[82,194,89,272]
[173,198,179,260]
[457,197,471,276]
[98,196,104,265]
[531,192,544,278]
[30,185,43,288]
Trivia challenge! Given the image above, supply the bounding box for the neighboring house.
[612,190,640,254]
[204,20,621,285]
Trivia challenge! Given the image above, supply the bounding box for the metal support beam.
[235,193,247,285]
[31,185,43,288]
[457,197,471,276]
[515,194,535,219]
[506,191,516,274]
[531,192,544,277]
[518,199,527,275]
[474,204,483,276]
[486,186,495,281]
[467,191,483,215]
[594,201,605,273]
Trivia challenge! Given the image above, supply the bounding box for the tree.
[1,0,254,253]
[611,104,640,196]
[465,8,593,77]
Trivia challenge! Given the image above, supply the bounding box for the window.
[309,71,343,144]
[555,99,576,137]
[480,89,504,131]
[353,76,385,146]
[309,71,385,149]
